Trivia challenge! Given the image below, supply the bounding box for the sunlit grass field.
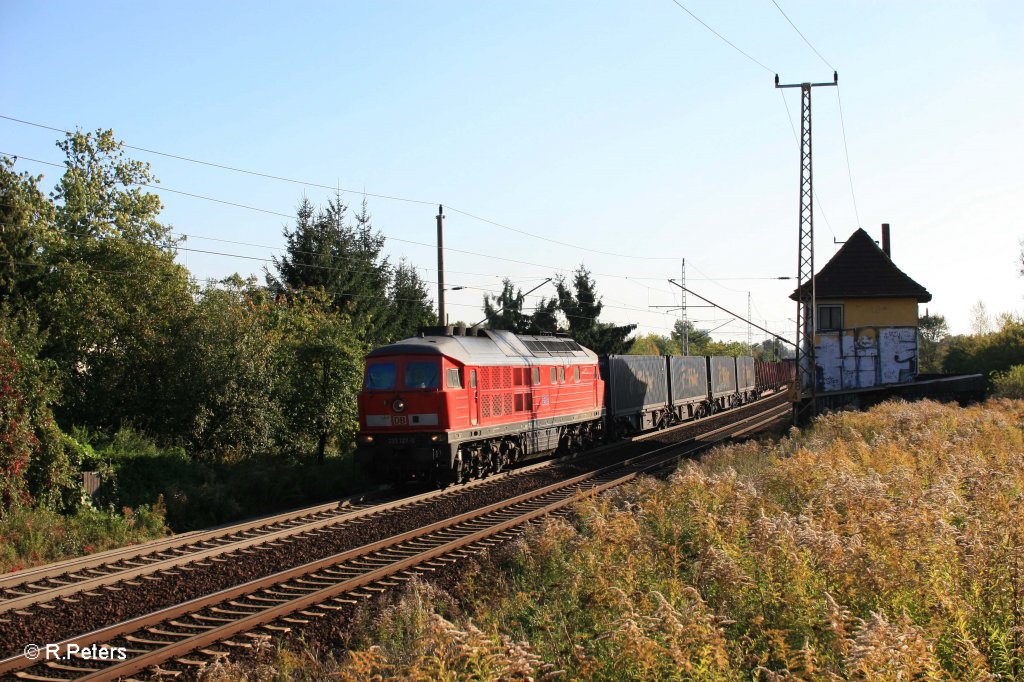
[209,399,1024,681]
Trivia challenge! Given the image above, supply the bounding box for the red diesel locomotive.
[355,327,605,484]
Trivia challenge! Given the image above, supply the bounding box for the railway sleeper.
[192,614,233,624]
[43,662,100,673]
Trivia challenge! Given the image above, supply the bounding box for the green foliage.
[38,129,195,433]
[173,276,284,460]
[991,364,1024,398]
[101,446,366,531]
[0,158,53,318]
[482,268,636,353]
[269,194,432,345]
[0,331,37,508]
[626,332,680,356]
[671,319,710,353]
[943,316,1024,384]
[0,499,167,574]
[276,289,366,462]
[918,312,950,373]
[482,278,537,333]
[555,265,636,354]
[386,260,435,340]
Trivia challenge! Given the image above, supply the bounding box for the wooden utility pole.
[436,205,446,326]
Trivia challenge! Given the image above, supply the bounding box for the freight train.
[355,326,794,485]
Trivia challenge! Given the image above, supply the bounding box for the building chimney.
[881,223,891,258]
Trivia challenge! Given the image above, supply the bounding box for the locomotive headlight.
[358,434,374,444]
[430,434,440,442]
[392,398,406,413]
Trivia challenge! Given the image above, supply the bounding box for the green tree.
[671,319,711,355]
[918,312,950,373]
[483,279,533,333]
[943,316,1024,385]
[40,130,194,433]
[278,289,365,463]
[0,159,53,318]
[175,276,284,461]
[386,260,435,340]
[270,194,394,345]
[626,333,680,356]
[555,265,635,354]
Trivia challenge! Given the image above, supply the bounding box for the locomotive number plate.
[392,415,408,426]
[388,436,415,445]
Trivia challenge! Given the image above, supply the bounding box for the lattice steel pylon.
[776,72,837,424]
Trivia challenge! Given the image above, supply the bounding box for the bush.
[0,500,167,574]
[991,364,1024,398]
[943,316,1024,385]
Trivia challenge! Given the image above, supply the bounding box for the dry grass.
[211,399,1024,680]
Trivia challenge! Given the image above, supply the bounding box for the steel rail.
[0,443,611,611]
[0,401,789,681]
[0,390,789,615]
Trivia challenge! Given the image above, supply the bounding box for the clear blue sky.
[3,1,1021,339]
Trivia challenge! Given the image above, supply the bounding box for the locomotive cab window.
[817,305,844,331]
[470,370,477,389]
[550,367,557,384]
[446,368,462,389]
[574,366,580,382]
[532,367,540,385]
[559,367,566,384]
[404,361,440,389]
[365,362,397,390]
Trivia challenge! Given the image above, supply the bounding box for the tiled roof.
[790,228,932,302]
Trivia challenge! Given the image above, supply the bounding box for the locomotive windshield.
[404,361,440,389]
[365,362,397,390]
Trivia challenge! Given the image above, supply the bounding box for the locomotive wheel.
[451,453,466,485]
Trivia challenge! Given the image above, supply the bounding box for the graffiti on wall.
[814,326,917,392]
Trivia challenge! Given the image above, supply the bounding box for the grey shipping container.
[606,355,668,417]
[668,356,708,405]
[736,356,755,393]
[709,356,737,397]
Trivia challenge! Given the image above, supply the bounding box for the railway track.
[0,399,789,681]
[0,389,788,620]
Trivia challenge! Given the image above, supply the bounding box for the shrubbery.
[992,364,1024,398]
[0,501,167,574]
[943,316,1024,385]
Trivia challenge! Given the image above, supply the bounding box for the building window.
[818,305,844,331]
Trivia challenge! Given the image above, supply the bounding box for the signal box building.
[791,225,932,393]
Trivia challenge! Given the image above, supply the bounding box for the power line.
[6,151,704,292]
[769,0,835,71]
[0,114,437,207]
[835,87,861,228]
[444,205,677,261]
[0,114,680,261]
[667,0,775,74]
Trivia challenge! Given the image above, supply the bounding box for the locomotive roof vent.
[418,325,455,337]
